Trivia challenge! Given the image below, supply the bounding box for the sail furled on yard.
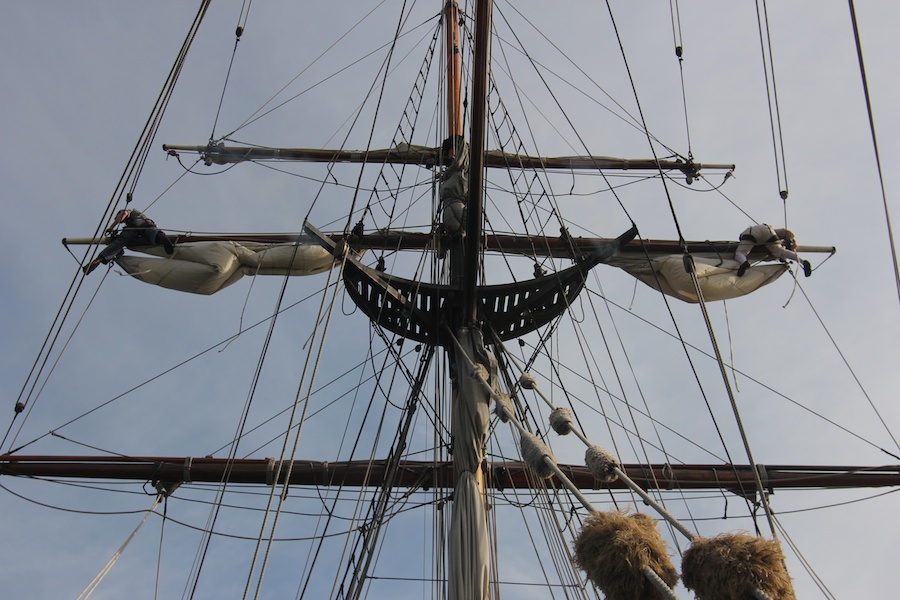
[610,255,788,303]
[115,241,336,295]
[440,139,469,235]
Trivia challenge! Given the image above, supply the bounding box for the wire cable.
[847,0,900,308]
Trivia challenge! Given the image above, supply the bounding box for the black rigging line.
[586,275,702,545]
[601,0,777,536]
[795,281,900,454]
[5,266,113,453]
[339,0,414,237]
[755,0,790,200]
[669,0,693,158]
[218,1,408,140]
[500,2,686,161]
[6,283,336,456]
[208,19,244,142]
[185,244,302,600]
[588,288,900,460]
[495,3,640,236]
[847,0,900,308]
[155,496,168,600]
[6,0,213,452]
[356,16,443,240]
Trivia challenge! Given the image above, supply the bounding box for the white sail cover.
[614,255,788,303]
[448,328,492,600]
[114,241,336,295]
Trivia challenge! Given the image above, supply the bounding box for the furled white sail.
[114,241,337,295]
[448,327,492,600]
[613,255,788,303]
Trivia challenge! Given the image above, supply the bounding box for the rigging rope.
[590,287,900,459]
[582,276,697,542]
[772,516,837,600]
[600,0,793,545]
[4,267,112,453]
[154,496,168,600]
[754,0,790,200]
[795,282,900,453]
[473,331,787,600]
[684,256,779,539]
[480,12,709,555]
[243,260,344,600]
[449,330,682,599]
[208,22,244,142]
[219,0,397,140]
[668,0,693,159]
[6,0,213,452]
[847,0,900,308]
[77,495,163,600]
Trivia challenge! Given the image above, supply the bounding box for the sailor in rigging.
[83,208,174,275]
[734,223,811,278]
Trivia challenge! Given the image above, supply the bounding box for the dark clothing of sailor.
[83,208,173,275]
[97,209,169,262]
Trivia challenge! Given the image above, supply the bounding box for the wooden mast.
[444,1,493,598]
[445,1,463,141]
[462,0,491,324]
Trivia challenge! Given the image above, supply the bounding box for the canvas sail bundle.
[115,241,336,295]
[613,255,788,303]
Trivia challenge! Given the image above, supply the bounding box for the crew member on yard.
[734,223,811,278]
[83,208,174,275]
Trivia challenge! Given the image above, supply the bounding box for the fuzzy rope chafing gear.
[520,431,555,479]
[493,392,513,423]
[573,511,678,600]
[585,444,620,482]
[549,406,573,435]
[681,533,794,600]
[518,372,537,389]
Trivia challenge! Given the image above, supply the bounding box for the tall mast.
[462,0,490,324]
[445,1,463,140]
[445,1,492,599]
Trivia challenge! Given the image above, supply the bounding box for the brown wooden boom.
[3,455,897,493]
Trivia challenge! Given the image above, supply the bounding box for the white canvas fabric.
[448,327,492,600]
[115,241,335,295]
[616,255,787,303]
